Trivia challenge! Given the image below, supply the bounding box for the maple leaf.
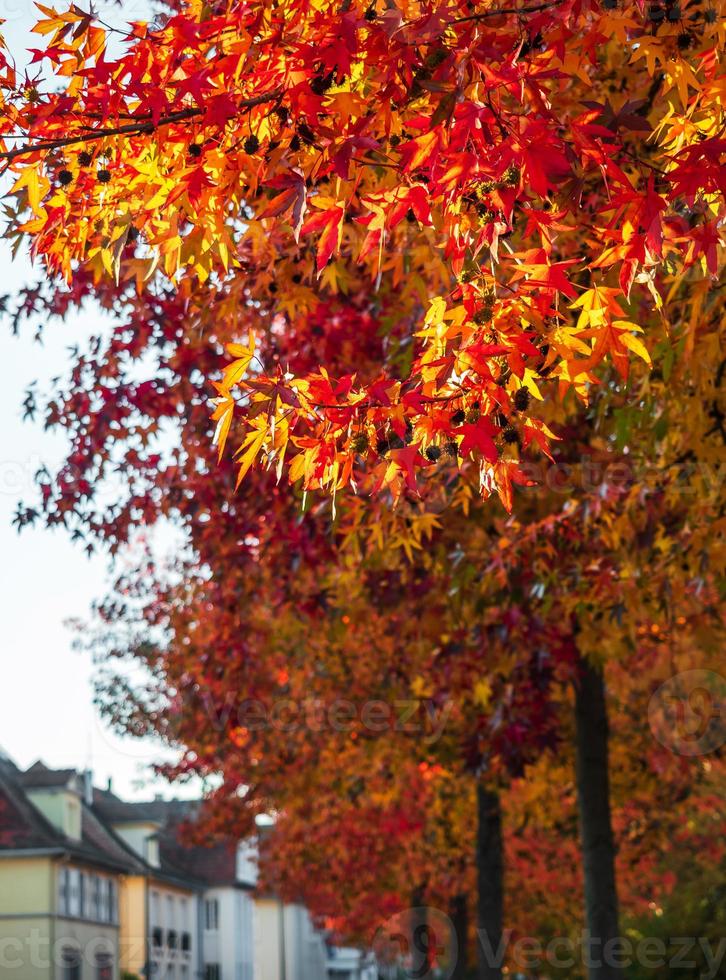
[301,202,345,274]
[459,422,498,463]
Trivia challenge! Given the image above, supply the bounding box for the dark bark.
[476,785,504,980]
[410,885,432,980]
[450,892,469,980]
[575,655,622,980]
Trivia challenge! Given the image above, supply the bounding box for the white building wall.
[202,887,255,980]
[148,883,199,980]
[253,900,326,980]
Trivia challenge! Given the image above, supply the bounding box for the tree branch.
[0,88,283,164]
[455,0,566,22]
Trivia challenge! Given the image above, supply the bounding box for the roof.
[0,755,251,891]
[0,757,64,851]
[92,788,207,890]
[20,761,78,790]
[92,787,197,826]
[159,836,240,887]
[94,790,256,888]
[0,757,135,873]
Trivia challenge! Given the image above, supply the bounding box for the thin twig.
[455,0,566,22]
[0,89,283,164]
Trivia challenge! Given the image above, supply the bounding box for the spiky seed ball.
[503,426,519,444]
[376,437,391,455]
[503,164,521,186]
[666,2,681,19]
[513,388,531,411]
[96,169,111,184]
[58,169,73,186]
[389,133,401,147]
[466,408,481,424]
[648,3,664,19]
[705,6,717,21]
[425,446,442,462]
[602,0,617,8]
[677,31,692,48]
[310,74,329,95]
[425,47,448,69]
[298,124,316,144]
[243,134,260,154]
[188,143,202,157]
[444,440,459,457]
[78,151,92,167]
[451,409,466,425]
[350,433,369,454]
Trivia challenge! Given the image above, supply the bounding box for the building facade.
[0,757,130,980]
[0,753,368,980]
[91,788,203,980]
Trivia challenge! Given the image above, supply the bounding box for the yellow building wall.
[25,791,81,840]
[0,858,53,915]
[53,919,120,980]
[118,875,146,978]
[0,917,52,980]
[254,897,282,980]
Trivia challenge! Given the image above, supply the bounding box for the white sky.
[0,2,190,801]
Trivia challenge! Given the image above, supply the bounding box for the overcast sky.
[0,2,189,801]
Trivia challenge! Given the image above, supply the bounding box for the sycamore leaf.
[302,204,345,274]
[615,324,651,366]
[234,422,268,488]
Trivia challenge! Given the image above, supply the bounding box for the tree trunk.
[450,892,468,980]
[410,885,431,980]
[574,655,621,980]
[476,785,504,980]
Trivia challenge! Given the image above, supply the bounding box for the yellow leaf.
[618,329,652,366]
[234,423,267,488]
[473,679,492,709]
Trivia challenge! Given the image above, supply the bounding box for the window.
[78,873,86,918]
[68,869,81,917]
[58,868,70,916]
[180,896,189,931]
[91,874,102,920]
[181,932,192,953]
[95,952,113,980]
[168,929,178,950]
[204,899,219,931]
[61,947,81,980]
[152,927,164,948]
[104,879,117,923]
[151,889,160,925]
[204,966,221,980]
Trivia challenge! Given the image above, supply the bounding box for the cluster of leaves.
[2,0,725,964]
[1,0,724,508]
